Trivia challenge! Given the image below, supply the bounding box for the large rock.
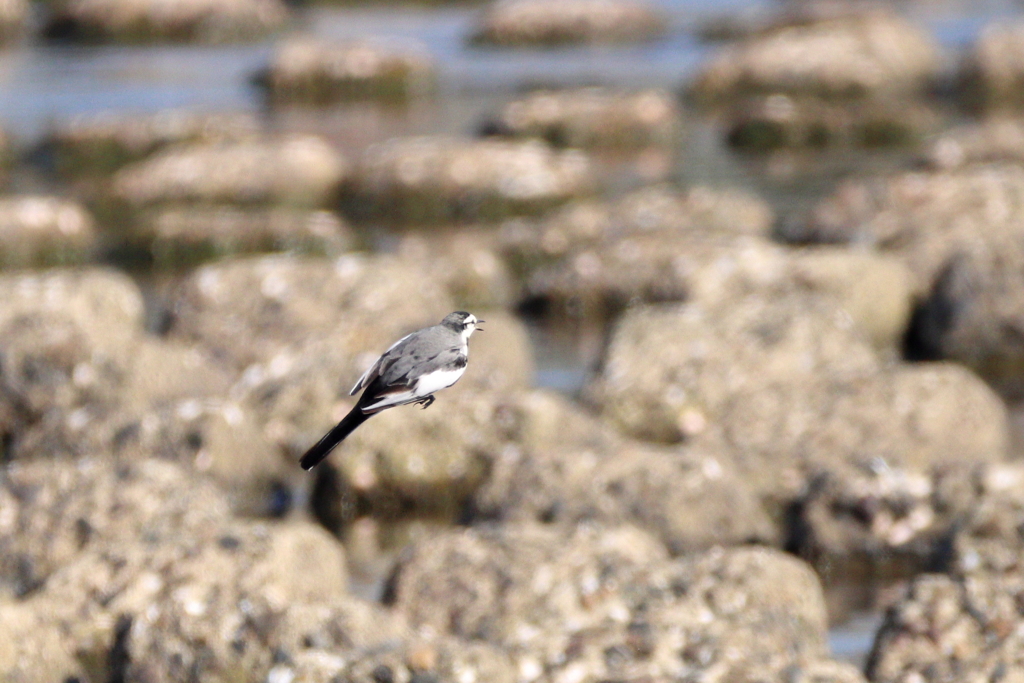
[260,37,436,104]
[43,0,289,43]
[342,136,594,223]
[962,21,1024,109]
[689,10,940,103]
[484,87,682,149]
[0,458,233,599]
[470,0,667,46]
[13,516,353,683]
[134,206,356,266]
[0,269,145,458]
[0,196,96,268]
[47,109,261,176]
[472,389,778,553]
[866,573,1024,683]
[169,253,454,371]
[808,164,1024,395]
[387,523,839,682]
[590,297,1008,506]
[112,135,349,208]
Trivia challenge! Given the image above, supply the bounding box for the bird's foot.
[415,395,435,409]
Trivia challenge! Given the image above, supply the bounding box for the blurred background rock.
[2,0,1024,681]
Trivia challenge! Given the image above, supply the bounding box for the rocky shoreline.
[4,0,1024,681]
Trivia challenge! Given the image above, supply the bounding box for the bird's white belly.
[415,366,466,396]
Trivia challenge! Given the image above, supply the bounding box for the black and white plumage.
[299,311,483,471]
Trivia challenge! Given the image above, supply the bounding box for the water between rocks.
[0,0,1017,667]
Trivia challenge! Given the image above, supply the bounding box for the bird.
[299,311,483,471]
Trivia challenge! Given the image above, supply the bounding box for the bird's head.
[441,311,484,341]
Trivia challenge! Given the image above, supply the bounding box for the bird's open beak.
[476,319,485,331]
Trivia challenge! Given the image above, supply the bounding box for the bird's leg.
[414,395,435,409]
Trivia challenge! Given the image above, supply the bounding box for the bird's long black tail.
[299,407,371,470]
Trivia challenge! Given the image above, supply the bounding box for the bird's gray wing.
[377,327,463,387]
[349,332,415,395]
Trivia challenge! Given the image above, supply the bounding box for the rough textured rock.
[43,0,289,43]
[866,572,1024,683]
[343,136,594,223]
[590,298,1008,507]
[484,88,682,149]
[472,389,778,553]
[47,109,261,176]
[15,516,354,683]
[470,0,667,46]
[134,206,356,266]
[725,94,938,151]
[808,164,1024,395]
[0,196,96,268]
[113,135,348,208]
[170,253,454,371]
[261,37,436,104]
[388,524,835,682]
[962,21,1024,109]
[0,600,82,683]
[689,11,940,103]
[0,269,146,460]
[0,458,233,599]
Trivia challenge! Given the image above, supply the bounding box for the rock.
[47,109,261,176]
[472,392,778,552]
[0,196,96,268]
[112,135,349,209]
[122,337,234,408]
[689,11,940,104]
[784,248,914,351]
[484,87,682,149]
[808,164,1024,395]
[925,117,1024,169]
[388,524,835,681]
[134,206,356,266]
[725,94,938,151]
[0,312,127,460]
[170,253,454,371]
[94,399,288,513]
[589,297,1008,508]
[501,184,773,310]
[0,266,144,353]
[0,125,12,186]
[0,0,27,43]
[344,137,594,224]
[0,600,82,683]
[0,458,233,599]
[43,0,289,43]
[0,269,146,459]
[961,21,1024,109]
[22,517,351,683]
[396,228,517,309]
[865,573,1024,683]
[470,0,667,46]
[260,37,436,104]
[504,187,913,350]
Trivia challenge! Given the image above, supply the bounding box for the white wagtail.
[299,311,483,470]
